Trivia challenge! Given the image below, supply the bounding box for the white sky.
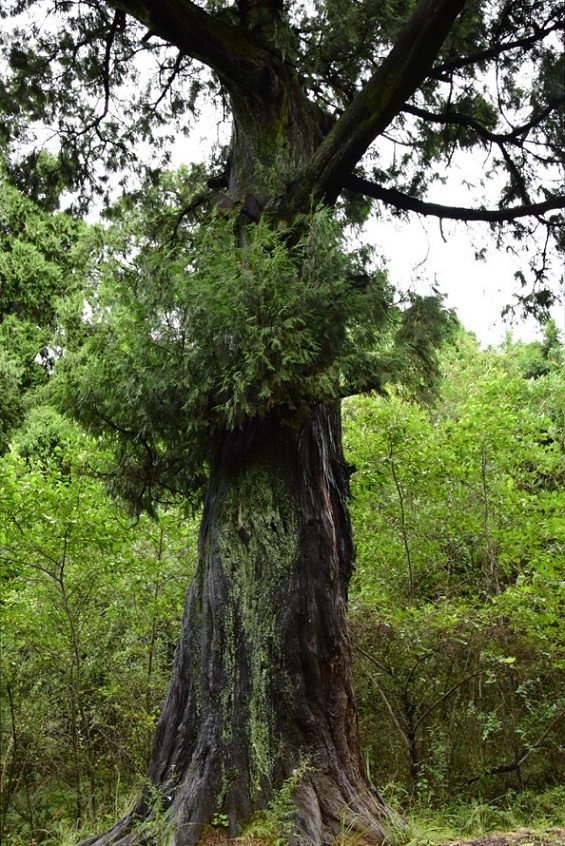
[363,150,564,348]
[373,216,565,348]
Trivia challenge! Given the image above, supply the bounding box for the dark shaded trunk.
[81,405,393,844]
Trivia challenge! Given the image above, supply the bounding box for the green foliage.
[0,347,23,453]
[0,163,88,451]
[0,431,197,844]
[345,329,565,800]
[240,759,313,845]
[0,163,86,326]
[10,405,78,463]
[6,149,77,213]
[507,319,564,380]
[53,171,452,513]
[2,325,564,842]
[386,785,565,845]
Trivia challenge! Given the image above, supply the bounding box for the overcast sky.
[373,215,564,348]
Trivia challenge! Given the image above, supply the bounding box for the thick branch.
[343,174,565,222]
[109,0,262,85]
[102,11,125,115]
[281,0,467,211]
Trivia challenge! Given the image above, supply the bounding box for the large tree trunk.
[80,46,398,846]
[81,405,393,844]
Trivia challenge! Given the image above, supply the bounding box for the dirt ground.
[443,829,565,846]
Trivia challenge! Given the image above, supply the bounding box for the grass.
[3,785,563,846]
[383,785,565,846]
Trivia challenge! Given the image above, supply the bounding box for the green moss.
[216,452,300,798]
[364,71,400,119]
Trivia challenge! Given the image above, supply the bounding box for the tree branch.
[102,10,125,117]
[413,669,484,732]
[430,21,564,78]
[355,645,412,752]
[109,0,263,85]
[463,709,565,785]
[343,174,565,222]
[281,0,467,211]
[403,100,565,146]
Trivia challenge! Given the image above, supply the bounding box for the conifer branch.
[282,0,467,211]
[403,99,565,146]
[343,174,565,222]
[109,0,263,84]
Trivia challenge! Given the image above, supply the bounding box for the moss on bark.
[79,409,392,845]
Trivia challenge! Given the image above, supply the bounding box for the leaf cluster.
[52,171,453,512]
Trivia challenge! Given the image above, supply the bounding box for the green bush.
[0,429,197,843]
[345,332,565,800]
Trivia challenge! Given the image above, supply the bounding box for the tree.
[1,0,563,843]
[0,158,87,451]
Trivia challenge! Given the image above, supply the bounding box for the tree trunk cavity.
[80,405,393,845]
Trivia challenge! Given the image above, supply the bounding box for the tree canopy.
[49,168,453,513]
[1,0,563,311]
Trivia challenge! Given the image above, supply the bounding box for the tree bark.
[80,407,392,844]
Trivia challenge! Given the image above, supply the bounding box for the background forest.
[0,167,564,845]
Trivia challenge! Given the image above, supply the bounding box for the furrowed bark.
[80,408,392,845]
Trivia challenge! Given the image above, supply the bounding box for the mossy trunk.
[80,53,395,846]
[80,406,392,845]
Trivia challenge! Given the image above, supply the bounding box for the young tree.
[0,426,197,842]
[1,1,563,843]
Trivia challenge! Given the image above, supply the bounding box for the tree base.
[79,407,398,846]
[79,769,394,846]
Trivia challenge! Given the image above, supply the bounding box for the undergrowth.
[4,784,563,845]
[384,784,565,846]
